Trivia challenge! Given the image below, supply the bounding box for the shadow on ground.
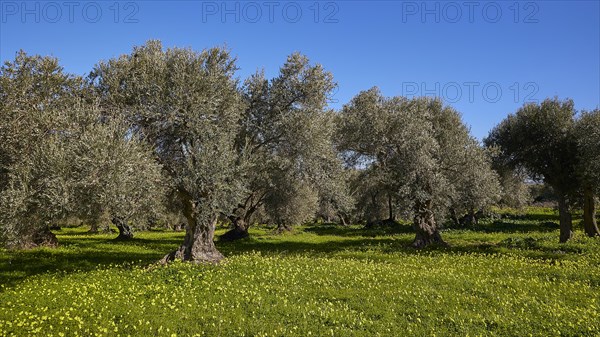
[2,212,590,289]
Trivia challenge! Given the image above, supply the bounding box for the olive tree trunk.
[88,221,100,233]
[112,217,134,240]
[160,192,223,263]
[412,200,446,248]
[220,217,250,242]
[160,215,223,263]
[583,188,600,237]
[387,193,394,222]
[28,226,59,248]
[449,208,460,227]
[339,213,349,226]
[464,208,478,226]
[220,192,265,242]
[558,194,573,243]
[276,223,293,234]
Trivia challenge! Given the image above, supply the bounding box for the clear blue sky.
[1,0,599,139]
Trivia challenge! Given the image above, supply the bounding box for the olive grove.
[1,41,598,256]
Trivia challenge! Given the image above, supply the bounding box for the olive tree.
[448,141,501,226]
[0,52,85,247]
[346,165,395,226]
[338,88,492,247]
[0,101,166,247]
[492,165,531,209]
[66,114,166,240]
[576,109,600,237]
[263,170,319,233]
[220,53,346,240]
[485,98,579,242]
[92,41,244,262]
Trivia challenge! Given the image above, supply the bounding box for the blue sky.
[1,0,599,139]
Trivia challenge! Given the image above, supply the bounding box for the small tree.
[263,170,319,233]
[485,98,579,242]
[448,141,501,226]
[67,114,166,240]
[0,51,85,247]
[221,53,343,240]
[576,109,600,237]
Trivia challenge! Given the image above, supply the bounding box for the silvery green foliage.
[66,113,166,228]
[448,140,501,218]
[485,98,579,196]
[92,40,244,226]
[0,101,166,246]
[576,109,600,194]
[0,51,85,193]
[485,98,579,242]
[498,168,531,208]
[0,52,85,246]
[264,170,319,227]
[0,51,165,247]
[338,88,498,224]
[233,53,349,228]
[0,135,71,246]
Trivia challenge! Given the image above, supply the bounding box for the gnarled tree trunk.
[88,221,100,233]
[161,192,223,263]
[276,223,293,234]
[220,217,249,242]
[160,214,223,263]
[412,200,446,248]
[464,208,478,226]
[557,194,573,243]
[112,217,133,240]
[583,188,599,237]
[28,226,59,248]
[449,208,460,227]
[339,213,349,226]
[219,191,265,242]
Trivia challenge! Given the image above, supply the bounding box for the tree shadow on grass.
[0,234,184,289]
[468,220,560,234]
[2,221,585,289]
[303,223,414,237]
[219,225,582,264]
[218,235,414,259]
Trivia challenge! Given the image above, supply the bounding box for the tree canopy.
[338,88,499,247]
[485,98,580,242]
[1,42,597,254]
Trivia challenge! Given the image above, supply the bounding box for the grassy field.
[1,208,600,336]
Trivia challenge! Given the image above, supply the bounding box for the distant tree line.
[1,41,598,261]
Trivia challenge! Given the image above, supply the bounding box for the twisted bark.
[558,194,573,243]
[583,188,599,237]
[219,191,265,242]
[412,200,446,248]
[112,217,134,240]
[160,191,223,263]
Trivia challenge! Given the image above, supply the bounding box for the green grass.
[1,209,600,336]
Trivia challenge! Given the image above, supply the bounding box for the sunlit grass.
[1,209,599,336]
